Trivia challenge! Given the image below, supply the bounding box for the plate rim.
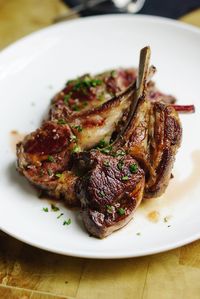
[0,14,200,259]
[1,224,200,259]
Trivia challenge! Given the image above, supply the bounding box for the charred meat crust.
[16,64,182,235]
[16,69,139,206]
[144,102,182,197]
[75,151,145,238]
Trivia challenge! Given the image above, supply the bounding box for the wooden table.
[0,1,200,298]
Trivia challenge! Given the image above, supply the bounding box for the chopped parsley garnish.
[47,155,55,162]
[118,208,125,215]
[66,79,74,85]
[47,169,53,176]
[111,70,116,78]
[164,217,168,223]
[97,139,108,149]
[70,135,77,143]
[122,176,129,181]
[100,146,113,155]
[136,232,141,236]
[57,118,67,125]
[103,161,110,167]
[129,163,138,173]
[71,104,80,111]
[117,161,124,171]
[43,207,48,212]
[83,101,88,107]
[72,145,81,153]
[73,78,102,91]
[99,191,105,197]
[115,149,126,157]
[98,93,105,102]
[64,93,72,104]
[63,218,71,226]
[74,125,83,132]
[55,173,62,178]
[57,213,64,219]
[51,204,59,212]
[106,205,113,213]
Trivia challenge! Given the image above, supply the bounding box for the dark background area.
[64,0,200,19]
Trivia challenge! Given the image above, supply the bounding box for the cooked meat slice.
[68,82,136,150]
[75,151,145,238]
[74,47,150,238]
[114,99,182,198]
[144,102,182,197]
[49,66,175,123]
[49,68,137,120]
[16,72,137,205]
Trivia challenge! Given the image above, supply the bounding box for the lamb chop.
[16,69,140,205]
[113,93,182,199]
[75,47,182,238]
[74,46,151,238]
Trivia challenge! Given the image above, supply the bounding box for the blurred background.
[0,0,200,50]
[64,0,200,18]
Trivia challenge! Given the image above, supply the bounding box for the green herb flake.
[106,205,113,213]
[55,173,62,179]
[99,191,105,197]
[129,163,138,173]
[117,161,124,171]
[72,145,81,153]
[136,232,141,236]
[57,213,64,219]
[97,139,108,149]
[74,125,83,132]
[98,93,105,102]
[57,119,67,125]
[100,146,113,155]
[70,135,77,143]
[47,169,53,176]
[115,149,126,157]
[122,176,129,181]
[64,93,72,104]
[43,207,48,212]
[63,218,71,226]
[47,155,55,163]
[71,104,80,112]
[83,101,88,107]
[118,208,125,215]
[66,79,74,85]
[73,78,102,92]
[103,161,110,167]
[51,204,60,212]
[111,70,116,78]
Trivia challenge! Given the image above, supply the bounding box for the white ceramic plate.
[0,15,200,259]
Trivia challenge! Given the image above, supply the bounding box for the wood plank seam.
[0,284,74,299]
[74,259,88,297]
[141,261,150,299]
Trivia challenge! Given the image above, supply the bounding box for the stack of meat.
[17,47,184,238]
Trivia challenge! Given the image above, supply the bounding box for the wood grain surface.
[0,1,200,298]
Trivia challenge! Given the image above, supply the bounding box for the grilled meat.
[75,151,145,238]
[17,72,138,205]
[74,46,151,238]
[16,46,183,239]
[74,47,182,238]
[114,98,182,198]
[144,102,182,197]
